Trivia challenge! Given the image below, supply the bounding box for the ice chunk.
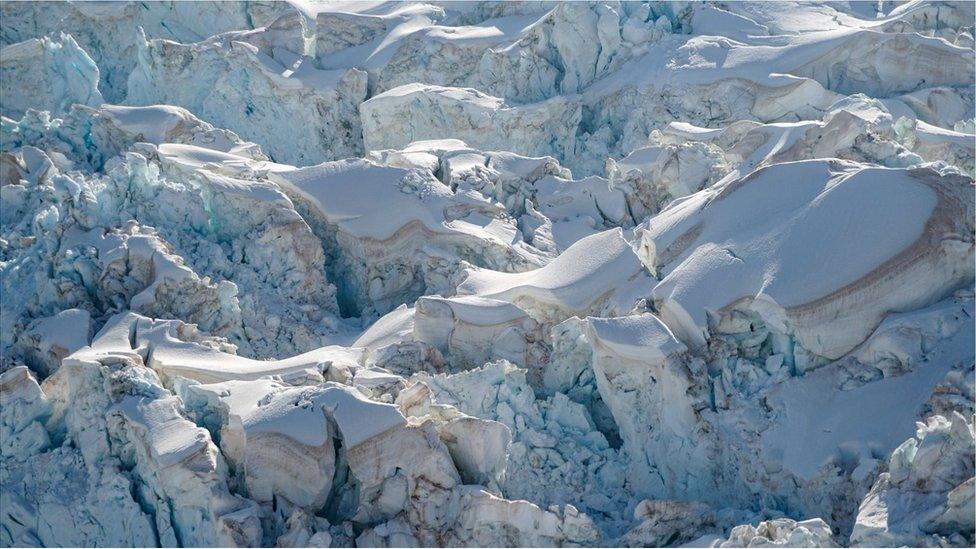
[1,0,295,101]
[43,344,263,547]
[620,499,751,548]
[410,360,629,529]
[443,487,600,546]
[189,379,346,508]
[457,228,652,326]
[638,159,974,359]
[0,34,102,118]
[361,84,581,169]
[127,28,366,166]
[715,517,836,548]
[850,413,975,547]
[0,366,51,460]
[2,115,342,359]
[16,309,91,377]
[3,103,265,172]
[395,382,512,487]
[582,314,711,499]
[271,158,547,315]
[414,295,544,371]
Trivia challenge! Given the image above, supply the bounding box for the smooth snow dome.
[642,159,973,358]
[1,1,975,548]
[457,228,651,316]
[649,160,936,308]
[272,158,508,242]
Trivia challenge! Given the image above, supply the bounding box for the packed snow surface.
[1,1,974,548]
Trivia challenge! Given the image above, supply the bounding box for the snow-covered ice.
[1,1,973,548]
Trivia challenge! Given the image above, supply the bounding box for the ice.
[361,84,581,170]
[2,1,975,547]
[69,311,361,385]
[16,309,91,377]
[456,228,652,326]
[441,487,600,547]
[16,337,265,547]
[407,360,632,536]
[127,23,367,166]
[0,34,102,118]
[1,105,344,361]
[413,295,545,371]
[0,366,51,461]
[367,139,635,252]
[0,0,294,102]
[188,378,402,508]
[637,159,974,360]
[712,518,836,548]
[620,499,754,548]
[271,158,548,315]
[3,103,266,171]
[850,413,975,547]
[582,314,710,500]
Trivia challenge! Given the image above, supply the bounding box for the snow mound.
[457,228,652,326]
[638,159,974,360]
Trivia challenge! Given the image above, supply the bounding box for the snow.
[20,309,91,374]
[273,159,487,241]
[1,1,974,547]
[113,395,212,468]
[763,356,958,481]
[420,295,529,326]
[145,332,364,385]
[315,384,406,448]
[457,228,652,322]
[269,156,548,315]
[586,314,686,363]
[640,159,974,358]
[98,104,199,143]
[352,304,415,349]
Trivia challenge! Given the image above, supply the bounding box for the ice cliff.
[1,1,974,548]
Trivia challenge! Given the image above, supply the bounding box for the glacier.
[0,1,974,548]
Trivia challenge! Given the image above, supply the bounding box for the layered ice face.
[1,1,974,548]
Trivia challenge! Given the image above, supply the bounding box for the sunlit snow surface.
[1,1,974,548]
